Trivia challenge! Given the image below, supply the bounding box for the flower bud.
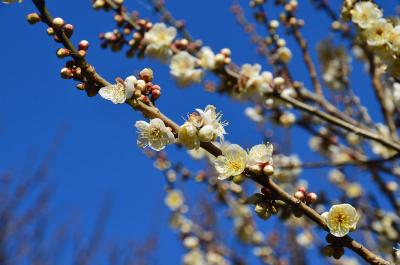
[27,13,41,24]
[47,27,55,36]
[248,164,263,175]
[198,125,214,142]
[60,67,73,79]
[273,76,285,86]
[178,122,200,150]
[232,174,245,185]
[294,190,305,200]
[64,24,74,38]
[221,48,231,57]
[306,192,317,204]
[56,48,71,58]
[136,80,146,92]
[151,89,161,100]
[262,164,274,176]
[52,17,65,29]
[140,68,154,82]
[76,83,86,90]
[277,47,292,63]
[78,40,89,51]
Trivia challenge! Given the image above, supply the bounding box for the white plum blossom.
[178,105,226,149]
[135,118,175,151]
[322,203,359,237]
[350,1,382,29]
[99,76,137,104]
[165,190,184,210]
[238,64,272,96]
[365,19,393,47]
[197,46,216,70]
[170,51,203,86]
[144,23,176,60]
[247,143,273,167]
[390,26,400,53]
[195,105,227,142]
[213,144,247,180]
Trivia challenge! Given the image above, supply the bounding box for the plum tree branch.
[29,1,393,264]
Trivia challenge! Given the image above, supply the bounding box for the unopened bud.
[248,164,262,175]
[60,67,73,79]
[47,27,55,36]
[27,13,41,24]
[78,40,89,51]
[56,48,71,58]
[273,76,285,86]
[76,83,86,90]
[221,48,231,57]
[151,89,161,100]
[262,164,274,176]
[140,68,153,82]
[64,24,74,38]
[77,50,86,58]
[52,17,65,29]
[232,174,245,185]
[294,190,305,200]
[306,192,317,204]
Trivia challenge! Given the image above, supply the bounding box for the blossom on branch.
[170,51,203,87]
[135,118,175,151]
[213,144,247,180]
[144,23,177,60]
[350,1,382,29]
[99,76,137,104]
[322,203,359,237]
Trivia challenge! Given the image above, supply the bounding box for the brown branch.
[29,1,392,264]
[276,91,400,153]
[367,53,397,139]
[291,25,323,97]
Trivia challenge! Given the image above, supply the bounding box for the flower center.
[149,127,161,138]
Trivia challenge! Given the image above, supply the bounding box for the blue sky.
[0,0,397,264]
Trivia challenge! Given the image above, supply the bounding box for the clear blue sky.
[0,0,396,264]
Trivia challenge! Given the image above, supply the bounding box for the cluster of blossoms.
[348,1,400,76]
[178,105,227,150]
[213,143,274,181]
[99,68,161,105]
[237,64,273,98]
[317,40,350,91]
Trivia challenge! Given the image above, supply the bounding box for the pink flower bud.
[78,40,89,51]
[306,192,317,204]
[294,191,305,201]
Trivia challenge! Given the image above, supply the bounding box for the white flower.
[170,51,203,86]
[183,249,206,265]
[178,122,201,150]
[213,144,247,180]
[350,1,382,29]
[390,25,400,53]
[144,23,176,59]
[99,76,137,104]
[195,105,227,141]
[245,107,264,123]
[247,143,273,167]
[322,203,359,237]
[165,190,184,210]
[239,64,263,90]
[365,19,393,47]
[197,46,216,70]
[135,118,175,151]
